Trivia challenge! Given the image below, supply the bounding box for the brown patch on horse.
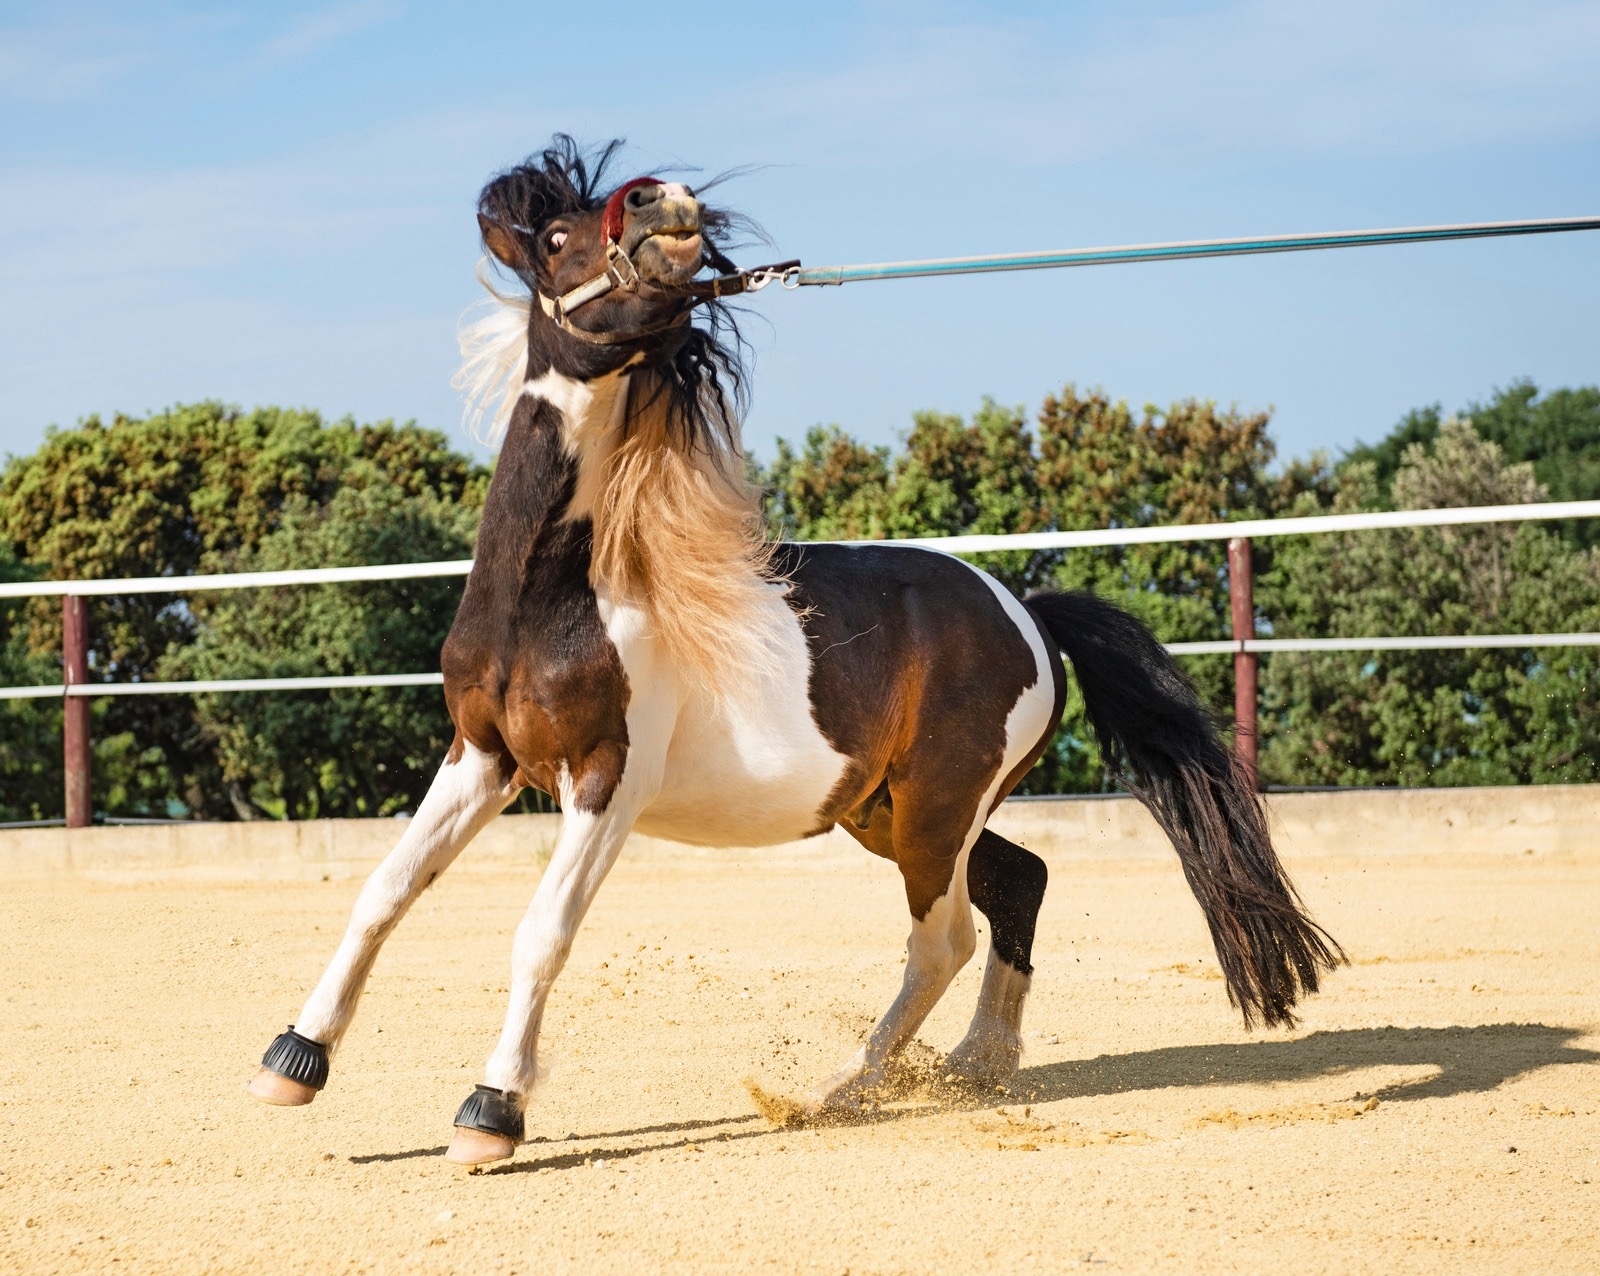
[589,367,783,700]
[777,545,1045,917]
[442,394,632,814]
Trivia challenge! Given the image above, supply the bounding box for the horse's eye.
[547,230,568,252]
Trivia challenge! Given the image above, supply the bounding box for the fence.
[6,499,1600,825]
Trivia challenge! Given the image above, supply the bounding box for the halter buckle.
[605,242,640,293]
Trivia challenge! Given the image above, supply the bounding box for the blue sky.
[1,1,1597,468]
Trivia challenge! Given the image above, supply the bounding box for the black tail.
[1025,589,1344,1028]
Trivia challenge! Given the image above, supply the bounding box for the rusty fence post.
[62,595,92,828]
[1227,537,1259,788]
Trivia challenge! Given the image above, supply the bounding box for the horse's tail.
[1023,589,1344,1028]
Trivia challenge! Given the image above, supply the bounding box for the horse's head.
[475,137,734,357]
[463,136,752,457]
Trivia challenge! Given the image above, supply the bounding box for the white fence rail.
[3,499,1598,701]
[0,559,475,600]
[4,499,1600,601]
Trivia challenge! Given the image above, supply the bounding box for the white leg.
[945,949,1031,1084]
[294,742,519,1046]
[808,849,979,1111]
[481,790,645,1099]
[445,671,677,1165]
[445,780,653,1164]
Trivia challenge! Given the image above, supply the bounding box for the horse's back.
[778,541,1062,764]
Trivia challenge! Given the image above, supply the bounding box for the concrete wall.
[3,784,1594,883]
[993,785,1598,863]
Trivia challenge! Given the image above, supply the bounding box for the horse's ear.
[479,213,527,270]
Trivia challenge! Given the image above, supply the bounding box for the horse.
[247,136,1343,1167]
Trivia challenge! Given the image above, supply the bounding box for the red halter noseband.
[601,177,664,246]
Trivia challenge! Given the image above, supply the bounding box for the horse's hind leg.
[945,829,1047,1086]
[247,741,518,1105]
[809,794,983,1114]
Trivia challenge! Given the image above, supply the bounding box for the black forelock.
[477,135,625,253]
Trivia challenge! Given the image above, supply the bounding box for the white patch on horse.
[968,561,1059,787]
[520,366,592,421]
[529,367,850,848]
[294,742,519,1048]
[947,557,1056,1076]
[600,582,852,848]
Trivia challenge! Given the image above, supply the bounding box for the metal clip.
[735,259,802,294]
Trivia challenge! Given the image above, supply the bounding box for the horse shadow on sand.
[351,1022,1597,1174]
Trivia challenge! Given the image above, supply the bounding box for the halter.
[536,175,800,346]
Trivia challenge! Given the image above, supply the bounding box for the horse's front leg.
[445,761,657,1165]
[247,741,519,1105]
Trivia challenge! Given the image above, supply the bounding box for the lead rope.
[785,216,1600,288]
[546,213,1599,345]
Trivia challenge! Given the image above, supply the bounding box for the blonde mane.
[590,368,785,701]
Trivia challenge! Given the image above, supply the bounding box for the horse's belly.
[636,694,850,848]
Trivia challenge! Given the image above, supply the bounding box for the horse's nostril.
[625,185,663,210]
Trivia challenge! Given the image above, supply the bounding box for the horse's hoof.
[446,1127,516,1166]
[248,1027,329,1105]
[446,1084,524,1165]
[943,1031,1022,1088]
[247,1067,319,1106]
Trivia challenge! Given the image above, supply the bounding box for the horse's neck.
[474,368,630,569]
[534,367,632,525]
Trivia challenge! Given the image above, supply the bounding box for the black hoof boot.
[453,1085,524,1140]
[247,1027,329,1106]
[447,1085,524,1165]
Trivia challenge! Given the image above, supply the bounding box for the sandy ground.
[1,834,1597,1274]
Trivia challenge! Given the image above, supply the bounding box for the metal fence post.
[63,595,91,827]
[1227,537,1259,788]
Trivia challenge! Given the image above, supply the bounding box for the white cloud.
[0,107,494,294]
[0,8,158,104]
[699,1,1600,167]
[256,1,401,65]
[0,41,128,103]
[0,1,400,106]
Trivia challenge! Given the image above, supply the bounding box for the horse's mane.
[454,135,753,459]
[590,365,784,700]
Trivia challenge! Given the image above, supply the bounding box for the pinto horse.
[248,137,1342,1166]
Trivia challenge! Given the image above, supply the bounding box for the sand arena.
[1,791,1597,1273]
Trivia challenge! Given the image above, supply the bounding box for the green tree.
[163,479,477,819]
[1259,420,1600,786]
[1345,380,1600,545]
[0,403,488,818]
[0,544,61,822]
[764,425,892,542]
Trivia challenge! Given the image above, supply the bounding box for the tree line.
[3,381,1598,821]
